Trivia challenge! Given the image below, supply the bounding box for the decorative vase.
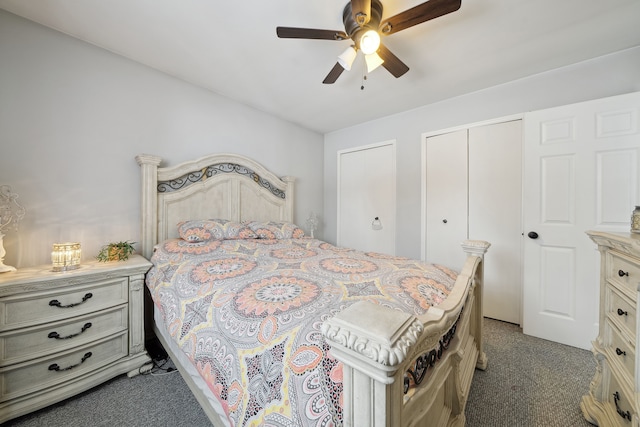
[632,206,640,234]
[0,233,16,273]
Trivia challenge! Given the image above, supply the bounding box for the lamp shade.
[337,46,357,71]
[365,52,384,73]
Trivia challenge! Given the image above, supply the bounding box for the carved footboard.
[322,240,490,427]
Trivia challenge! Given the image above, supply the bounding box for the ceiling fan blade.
[377,44,409,78]
[276,27,348,41]
[379,0,461,36]
[351,0,372,26]
[323,63,345,84]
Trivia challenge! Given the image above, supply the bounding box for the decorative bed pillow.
[245,221,305,239]
[177,219,257,242]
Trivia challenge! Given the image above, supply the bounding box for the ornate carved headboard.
[136,153,295,259]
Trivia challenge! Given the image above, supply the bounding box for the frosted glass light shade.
[337,46,357,71]
[365,52,384,72]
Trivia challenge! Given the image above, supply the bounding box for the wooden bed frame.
[136,152,490,427]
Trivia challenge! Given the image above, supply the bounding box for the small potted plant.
[96,241,136,262]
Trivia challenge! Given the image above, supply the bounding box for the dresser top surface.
[587,231,640,254]
[0,254,151,290]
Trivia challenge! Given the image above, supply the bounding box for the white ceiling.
[1,0,639,134]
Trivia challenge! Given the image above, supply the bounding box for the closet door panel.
[425,130,468,269]
[469,120,523,324]
[338,142,396,255]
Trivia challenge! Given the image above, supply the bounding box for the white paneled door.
[523,92,640,350]
[338,142,396,255]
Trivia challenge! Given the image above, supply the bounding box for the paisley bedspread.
[146,237,458,427]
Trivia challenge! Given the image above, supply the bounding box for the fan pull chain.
[361,62,367,90]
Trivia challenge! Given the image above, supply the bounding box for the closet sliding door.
[468,121,522,325]
[424,120,523,324]
[338,141,396,255]
[425,129,468,270]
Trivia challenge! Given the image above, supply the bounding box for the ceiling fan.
[276,0,462,84]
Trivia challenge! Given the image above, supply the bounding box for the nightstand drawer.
[0,306,128,366]
[0,332,128,403]
[606,284,636,337]
[604,320,635,381]
[0,278,128,331]
[608,251,640,294]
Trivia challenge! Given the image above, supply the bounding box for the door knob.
[527,231,539,239]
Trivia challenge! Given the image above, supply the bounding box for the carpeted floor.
[4,318,596,426]
[465,318,595,427]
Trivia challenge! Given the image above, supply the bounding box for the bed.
[136,153,490,427]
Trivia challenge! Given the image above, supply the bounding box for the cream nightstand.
[0,254,152,423]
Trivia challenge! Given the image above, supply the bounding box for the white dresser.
[0,255,152,423]
[582,231,640,426]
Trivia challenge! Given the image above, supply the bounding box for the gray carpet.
[4,318,595,426]
[466,319,595,427]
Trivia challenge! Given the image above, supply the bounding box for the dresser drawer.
[606,284,637,337]
[608,251,640,294]
[606,372,635,425]
[0,278,128,331]
[0,332,128,403]
[604,320,635,382]
[0,306,128,367]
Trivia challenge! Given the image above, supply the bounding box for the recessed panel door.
[523,92,640,349]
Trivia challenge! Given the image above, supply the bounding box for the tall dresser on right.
[582,231,640,426]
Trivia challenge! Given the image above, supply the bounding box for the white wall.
[324,47,640,259]
[0,10,324,268]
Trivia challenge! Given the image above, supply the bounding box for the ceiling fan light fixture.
[359,30,380,55]
[277,0,462,83]
[365,52,384,73]
[337,46,358,71]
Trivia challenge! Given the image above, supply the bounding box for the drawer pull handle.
[616,347,627,356]
[49,293,93,308]
[618,269,629,277]
[617,308,628,316]
[48,352,92,372]
[613,391,632,421]
[48,323,92,340]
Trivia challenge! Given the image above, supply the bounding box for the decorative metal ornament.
[403,310,462,394]
[157,162,286,199]
[0,185,26,273]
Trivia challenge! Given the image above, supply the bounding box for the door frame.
[337,140,396,251]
